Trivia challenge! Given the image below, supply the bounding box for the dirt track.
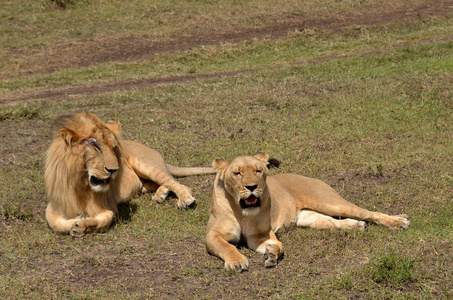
[2,0,452,104]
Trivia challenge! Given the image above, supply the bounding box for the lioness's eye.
[233,172,241,176]
[256,169,262,173]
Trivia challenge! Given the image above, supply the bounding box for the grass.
[1,0,453,298]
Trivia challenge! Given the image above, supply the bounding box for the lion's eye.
[256,169,262,173]
[233,172,241,176]
[89,140,101,151]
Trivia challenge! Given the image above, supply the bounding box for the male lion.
[45,112,216,237]
[205,152,409,272]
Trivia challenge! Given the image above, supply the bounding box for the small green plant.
[46,0,75,9]
[0,205,33,222]
[0,105,40,121]
[368,251,417,286]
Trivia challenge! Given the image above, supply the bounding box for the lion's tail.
[165,164,217,177]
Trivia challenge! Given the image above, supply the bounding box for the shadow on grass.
[115,202,139,224]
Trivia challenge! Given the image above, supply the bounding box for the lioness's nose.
[106,167,118,175]
[245,185,257,191]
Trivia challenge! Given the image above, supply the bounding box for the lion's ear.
[253,151,280,169]
[105,119,121,137]
[59,128,81,147]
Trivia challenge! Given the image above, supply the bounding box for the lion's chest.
[116,164,143,201]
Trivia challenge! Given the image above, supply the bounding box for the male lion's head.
[51,113,123,193]
[213,152,280,215]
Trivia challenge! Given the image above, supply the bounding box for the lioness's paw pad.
[264,244,279,268]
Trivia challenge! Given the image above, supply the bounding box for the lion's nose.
[245,185,258,191]
[106,167,119,175]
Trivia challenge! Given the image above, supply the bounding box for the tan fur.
[45,112,216,237]
[205,152,409,272]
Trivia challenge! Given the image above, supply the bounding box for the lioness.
[45,112,216,237]
[206,152,409,271]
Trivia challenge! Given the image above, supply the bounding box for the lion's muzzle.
[90,175,111,186]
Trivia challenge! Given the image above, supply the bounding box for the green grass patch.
[1,0,452,298]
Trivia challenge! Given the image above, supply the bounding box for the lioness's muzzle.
[240,195,261,209]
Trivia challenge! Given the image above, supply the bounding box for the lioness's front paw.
[264,244,280,268]
[225,255,249,272]
[177,194,195,209]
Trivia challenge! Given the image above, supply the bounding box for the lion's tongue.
[245,195,257,205]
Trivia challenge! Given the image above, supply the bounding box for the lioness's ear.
[212,158,230,180]
[105,119,121,137]
[253,151,280,169]
[60,128,81,147]
[267,158,281,169]
[212,158,229,170]
[253,151,269,163]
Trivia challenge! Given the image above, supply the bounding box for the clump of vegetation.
[46,0,75,9]
[368,251,417,286]
[0,105,40,121]
[0,204,33,222]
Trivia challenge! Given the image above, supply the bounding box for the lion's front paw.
[225,254,249,272]
[70,218,97,237]
[70,221,87,237]
[177,194,196,209]
[264,244,280,268]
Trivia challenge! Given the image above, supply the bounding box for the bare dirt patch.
[2,0,452,105]
[6,0,452,79]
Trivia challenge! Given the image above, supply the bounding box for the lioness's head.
[213,152,280,216]
[55,113,123,193]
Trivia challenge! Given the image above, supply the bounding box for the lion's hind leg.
[296,209,367,231]
[132,161,195,209]
[151,185,170,203]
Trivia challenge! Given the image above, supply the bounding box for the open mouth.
[90,176,110,186]
[240,195,261,209]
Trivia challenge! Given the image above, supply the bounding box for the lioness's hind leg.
[368,212,410,230]
[296,210,367,231]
